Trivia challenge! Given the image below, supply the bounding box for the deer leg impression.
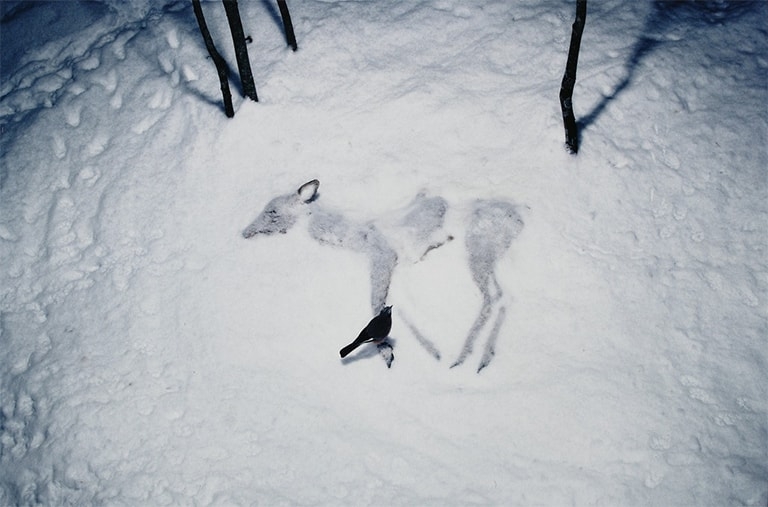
[451,200,524,372]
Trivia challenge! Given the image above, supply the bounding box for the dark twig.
[192,0,234,117]
[222,0,259,101]
[559,0,587,154]
[277,0,298,51]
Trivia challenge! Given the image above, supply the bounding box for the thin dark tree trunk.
[559,0,587,154]
[192,0,234,117]
[222,0,258,102]
[277,0,298,51]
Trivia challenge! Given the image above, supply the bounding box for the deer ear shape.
[298,179,320,203]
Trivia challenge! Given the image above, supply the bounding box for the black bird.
[340,306,393,358]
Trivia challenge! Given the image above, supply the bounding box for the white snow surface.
[1,0,767,505]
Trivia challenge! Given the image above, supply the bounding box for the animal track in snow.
[166,28,180,49]
[132,114,163,135]
[110,29,139,60]
[158,51,175,74]
[84,132,109,158]
[51,133,67,159]
[78,54,101,71]
[147,87,173,110]
[64,104,82,127]
[77,166,100,186]
[91,68,118,94]
[110,93,123,110]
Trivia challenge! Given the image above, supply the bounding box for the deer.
[241,179,524,372]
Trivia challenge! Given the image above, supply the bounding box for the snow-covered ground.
[1,0,766,504]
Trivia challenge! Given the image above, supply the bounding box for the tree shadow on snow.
[165,1,283,113]
[577,0,760,142]
[173,0,295,112]
[259,0,285,31]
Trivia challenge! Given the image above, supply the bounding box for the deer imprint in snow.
[242,179,523,372]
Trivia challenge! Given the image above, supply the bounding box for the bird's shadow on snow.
[577,0,760,143]
[339,338,398,365]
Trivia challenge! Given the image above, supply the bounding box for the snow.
[1,0,766,504]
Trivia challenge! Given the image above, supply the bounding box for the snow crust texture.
[1,0,767,505]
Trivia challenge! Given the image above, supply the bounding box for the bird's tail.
[339,341,362,358]
[340,329,372,358]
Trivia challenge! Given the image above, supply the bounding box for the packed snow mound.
[1,0,766,505]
